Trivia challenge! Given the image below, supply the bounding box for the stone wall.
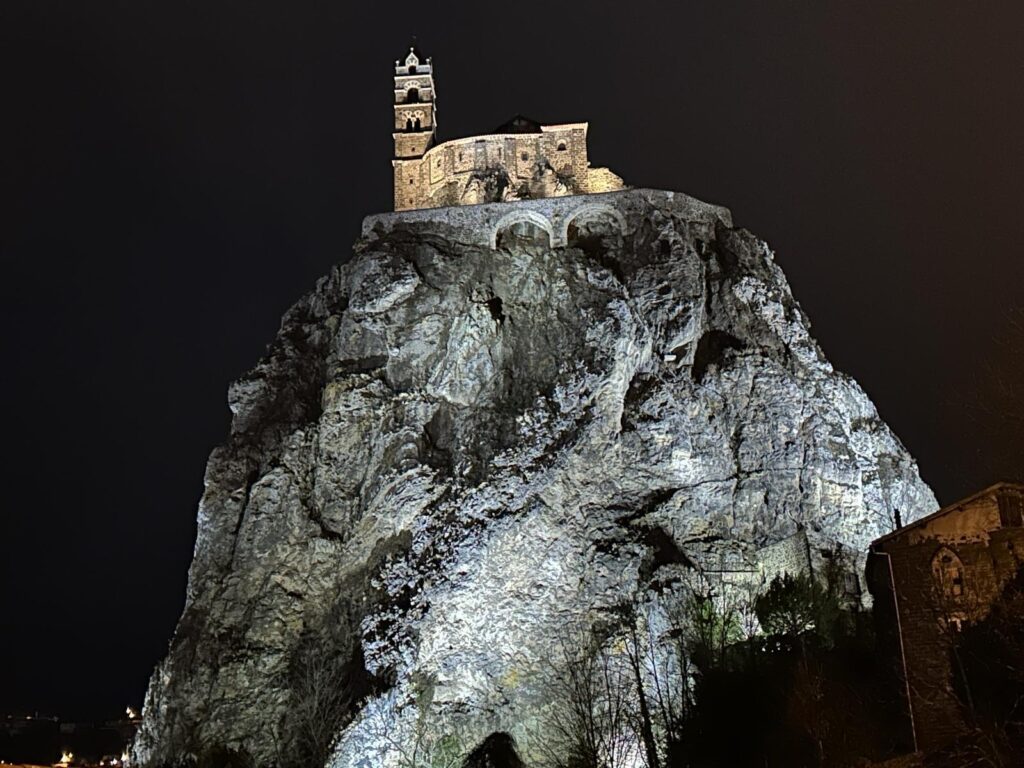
[368,188,730,250]
[392,123,624,211]
[757,530,813,582]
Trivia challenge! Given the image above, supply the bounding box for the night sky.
[2,1,1021,722]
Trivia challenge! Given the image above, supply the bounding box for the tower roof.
[396,40,430,70]
[492,115,544,134]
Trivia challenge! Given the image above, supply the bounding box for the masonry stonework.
[391,47,624,211]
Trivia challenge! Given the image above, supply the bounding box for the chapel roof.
[492,115,545,134]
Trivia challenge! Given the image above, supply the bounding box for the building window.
[998,490,1023,527]
[407,87,419,103]
[843,572,860,595]
[932,548,967,599]
[521,152,529,161]
[557,141,567,151]
[951,569,964,596]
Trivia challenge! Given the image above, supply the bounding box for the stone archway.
[490,210,554,249]
[561,202,627,246]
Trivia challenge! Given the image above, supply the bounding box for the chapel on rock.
[392,46,626,211]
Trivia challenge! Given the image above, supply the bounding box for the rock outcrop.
[133,189,935,767]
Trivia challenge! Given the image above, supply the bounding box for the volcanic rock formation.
[132,189,935,768]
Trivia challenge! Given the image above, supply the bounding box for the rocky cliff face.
[133,190,935,767]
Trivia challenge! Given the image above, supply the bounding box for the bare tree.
[670,575,746,672]
[278,639,357,768]
[629,603,689,752]
[359,692,464,768]
[537,631,642,768]
[621,610,661,768]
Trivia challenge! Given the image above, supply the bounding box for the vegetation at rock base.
[161,564,1023,768]
[276,601,378,768]
[537,564,912,768]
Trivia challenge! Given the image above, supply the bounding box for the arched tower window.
[406,117,414,131]
[408,65,417,74]
[414,117,421,130]
[406,87,419,103]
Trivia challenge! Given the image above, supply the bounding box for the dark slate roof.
[870,481,1024,547]
[492,115,544,134]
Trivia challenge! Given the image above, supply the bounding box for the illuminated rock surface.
[132,189,935,767]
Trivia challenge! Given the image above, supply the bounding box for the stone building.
[391,46,625,211]
[867,482,1024,751]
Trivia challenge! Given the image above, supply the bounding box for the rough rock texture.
[133,189,935,767]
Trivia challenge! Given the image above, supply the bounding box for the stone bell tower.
[392,44,436,210]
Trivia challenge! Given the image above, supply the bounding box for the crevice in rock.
[692,329,745,383]
[227,466,261,568]
[462,732,524,768]
[421,403,455,471]
[615,487,679,526]
[682,533,725,545]
[636,524,697,585]
[485,295,506,324]
[336,354,389,374]
[408,255,440,290]
[620,371,659,432]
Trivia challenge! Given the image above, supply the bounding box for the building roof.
[870,481,1024,547]
[492,115,545,134]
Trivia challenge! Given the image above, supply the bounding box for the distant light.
[126,706,139,720]
[59,750,74,766]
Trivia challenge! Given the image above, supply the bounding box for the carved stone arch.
[931,546,966,599]
[490,210,554,249]
[562,202,627,246]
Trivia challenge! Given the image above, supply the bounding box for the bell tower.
[392,44,436,209]
[393,45,436,158]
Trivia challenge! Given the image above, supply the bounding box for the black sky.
[1,0,1021,722]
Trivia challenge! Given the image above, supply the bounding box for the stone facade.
[391,48,624,211]
[868,482,1024,751]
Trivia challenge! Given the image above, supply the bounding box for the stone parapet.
[363,188,733,248]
